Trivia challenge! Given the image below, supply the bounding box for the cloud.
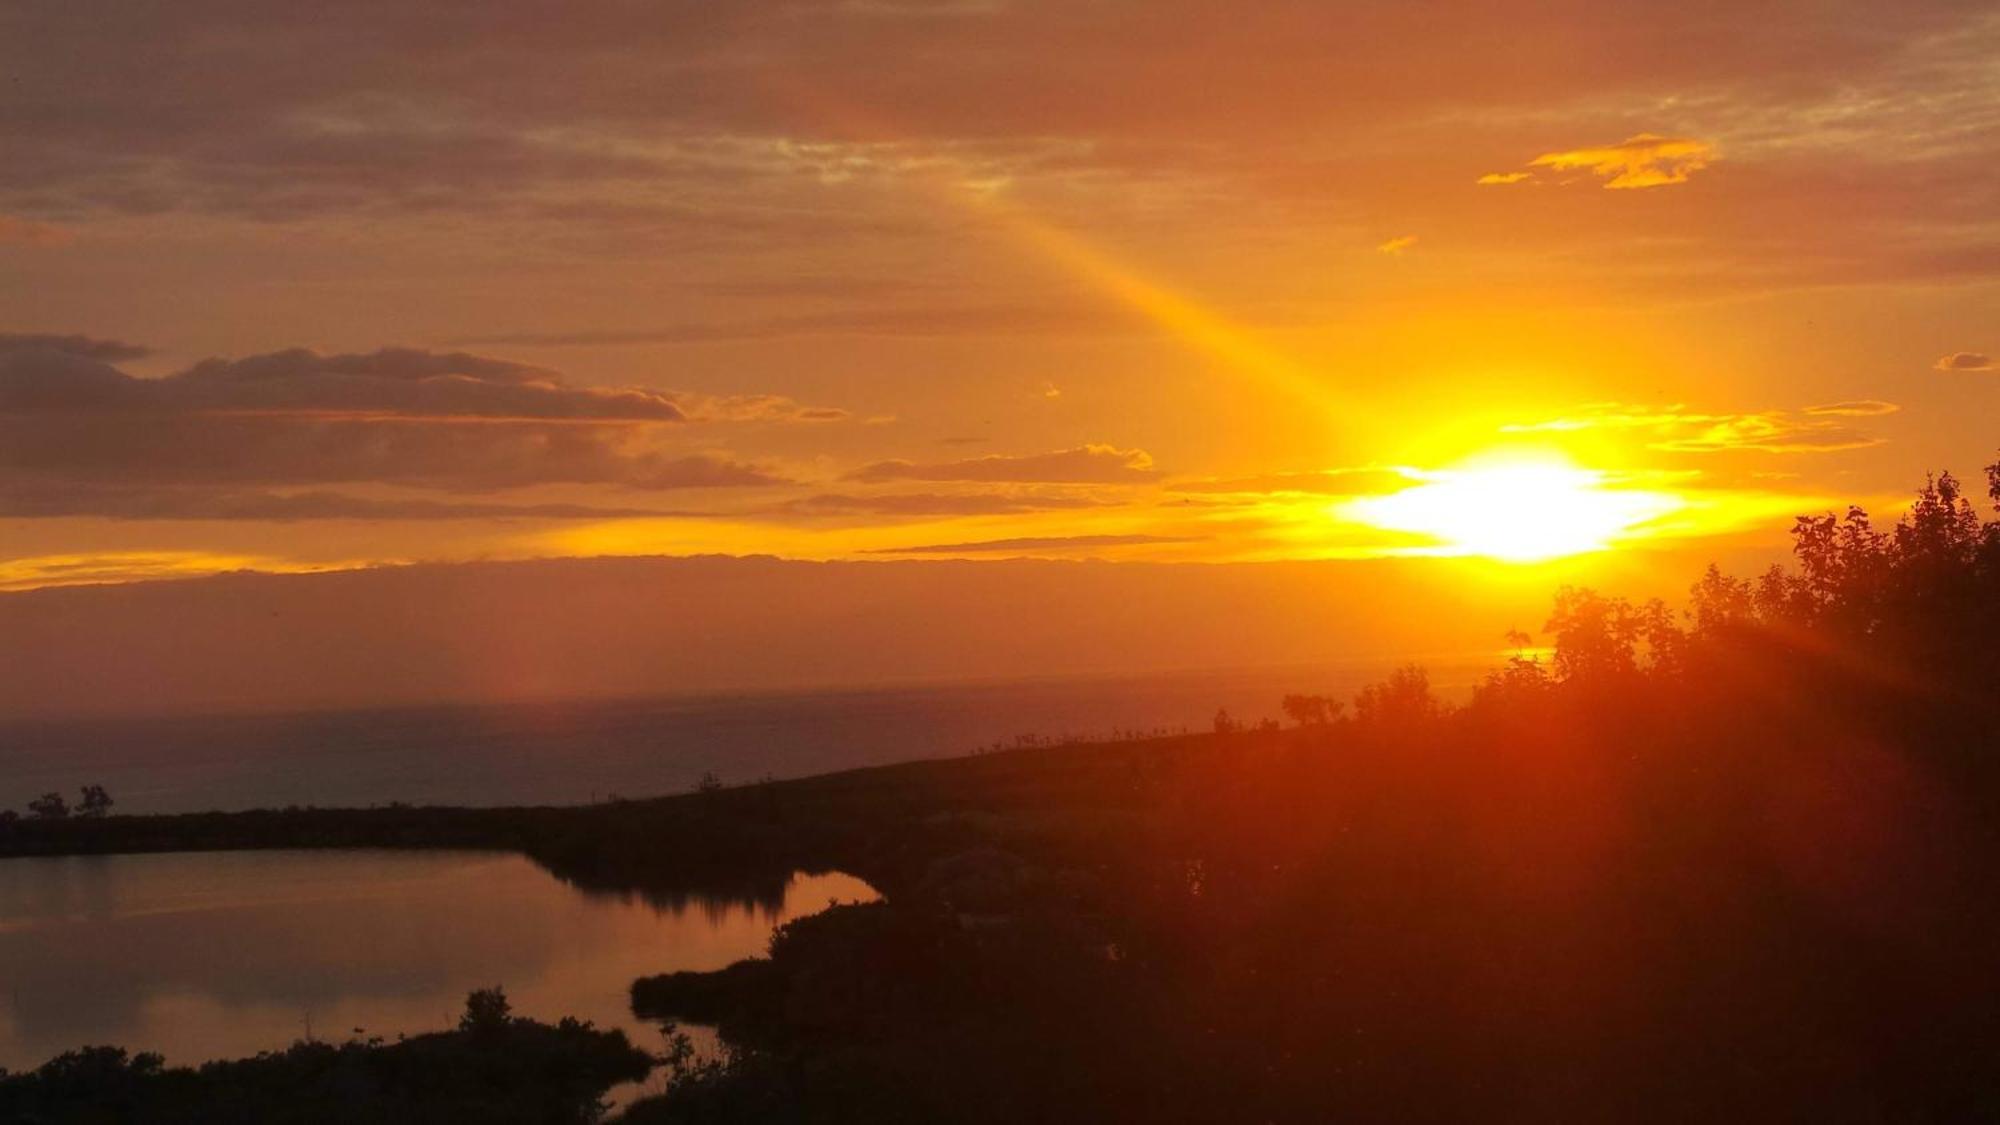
[142,347,689,421]
[778,492,1116,517]
[0,340,796,494]
[0,1,1985,313]
[1377,235,1418,255]
[451,304,1149,348]
[1534,134,1715,189]
[1482,134,1716,190]
[846,444,1161,484]
[1656,420,1878,453]
[1170,468,1413,496]
[0,551,327,592]
[667,392,851,423]
[1803,400,1900,417]
[0,333,152,361]
[0,483,686,521]
[0,414,791,491]
[1934,351,1994,372]
[0,1,1951,222]
[817,0,1006,16]
[864,534,1196,555]
[1502,403,1885,453]
[0,216,71,246]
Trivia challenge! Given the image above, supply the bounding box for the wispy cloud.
[1482,134,1716,189]
[0,483,687,521]
[1170,468,1413,496]
[0,215,71,247]
[1502,402,1885,453]
[864,534,1195,555]
[774,491,1117,517]
[0,551,334,592]
[451,304,1148,348]
[1803,400,1900,417]
[0,333,151,362]
[667,392,851,423]
[1935,351,1994,372]
[0,336,805,504]
[846,444,1161,484]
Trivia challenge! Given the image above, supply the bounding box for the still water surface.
[0,850,874,1075]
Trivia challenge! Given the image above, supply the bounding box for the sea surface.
[0,850,874,1082]
[0,663,1486,814]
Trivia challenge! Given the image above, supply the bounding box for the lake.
[0,850,876,1081]
[0,663,1485,814]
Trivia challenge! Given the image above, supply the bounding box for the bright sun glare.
[1344,454,1683,562]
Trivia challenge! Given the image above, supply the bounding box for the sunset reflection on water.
[0,850,874,1074]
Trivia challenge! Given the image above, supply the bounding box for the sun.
[1342,452,1683,562]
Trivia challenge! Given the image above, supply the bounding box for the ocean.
[0,661,1488,814]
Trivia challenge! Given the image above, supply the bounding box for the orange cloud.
[1803,400,1900,417]
[1483,134,1715,190]
[1935,351,1994,372]
[1502,402,1884,453]
[864,533,1194,556]
[0,215,71,247]
[845,444,1160,484]
[0,550,329,591]
[1377,235,1418,255]
[1171,468,1414,496]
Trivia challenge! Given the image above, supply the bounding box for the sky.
[1,0,1996,708]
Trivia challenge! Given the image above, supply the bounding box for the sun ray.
[754,83,1360,427]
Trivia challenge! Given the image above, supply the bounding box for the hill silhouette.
[6,457,2000,1121]
[621,457,2000,1122]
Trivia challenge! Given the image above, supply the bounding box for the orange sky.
[1,2,1996,684]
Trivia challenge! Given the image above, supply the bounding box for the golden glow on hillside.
[1342,453,1684,562]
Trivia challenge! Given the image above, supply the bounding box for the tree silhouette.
[1543,586,1644,681]
[1352,664,1438,725]
[1281,694,1341,726]
[1689,563,1756,637]
[25,792,68,820]
[77,785,113,818]
[459,987,513,1035]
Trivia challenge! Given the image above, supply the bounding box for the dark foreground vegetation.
[7,460,2000,1122]
[0,989,649,1124]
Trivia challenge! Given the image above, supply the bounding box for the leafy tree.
[1689,563,1756,636]
[1471,650,1552,709]
[25,792,67,820]
[1352,664,1438,725]
[1895,471,1984,569]
[459,986,513,1035]
[76,785,113,818]
[1543,586,1645,682]
[1281,694,1341,726]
